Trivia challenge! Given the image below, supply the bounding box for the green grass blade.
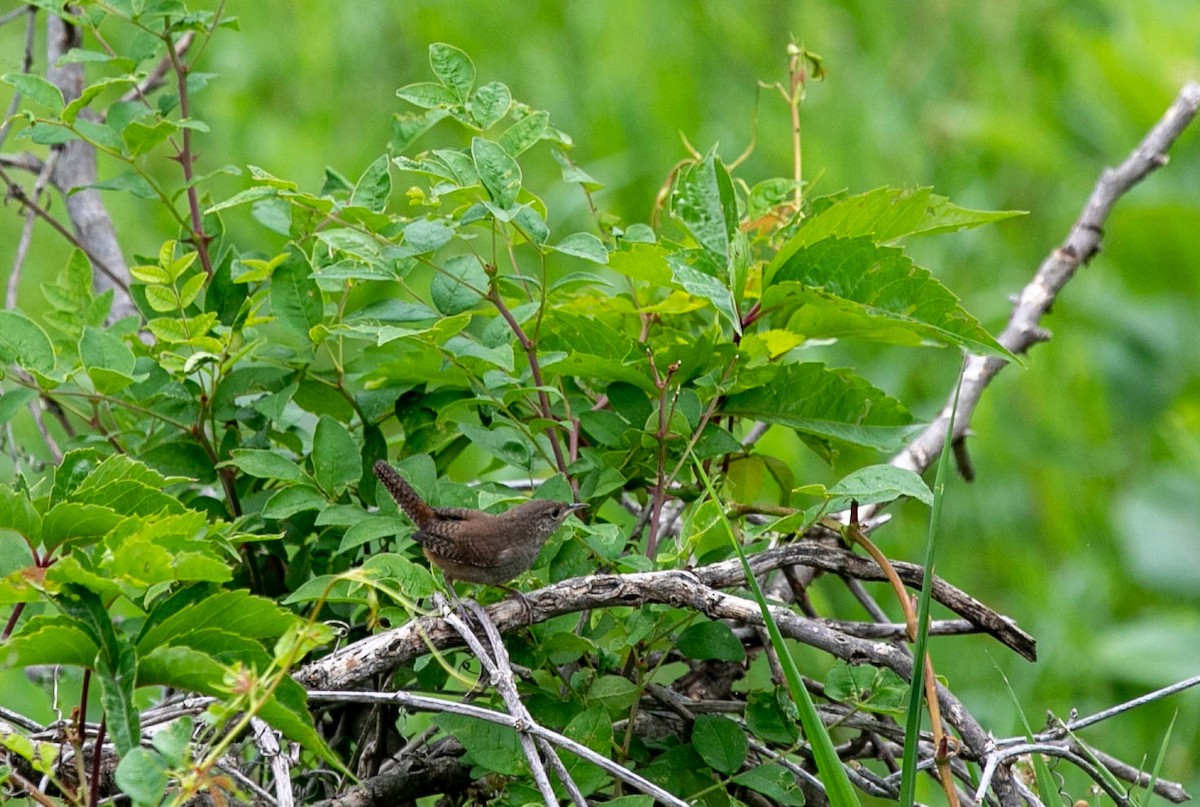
[691,453,861,807]
[899,365,963,807]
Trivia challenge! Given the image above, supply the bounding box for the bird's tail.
[373,460,435,526]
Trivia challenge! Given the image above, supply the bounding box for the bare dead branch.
[892,81,1200,478]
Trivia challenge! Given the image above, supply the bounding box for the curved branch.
[892,81,1200,477]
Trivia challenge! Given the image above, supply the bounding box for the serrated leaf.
[471,137,521,208]
[666,252,741,335]
[608,243,672,285]
[721,363,917,455]
[672,150,738,264]
[429,43,475,100]
[552,232,608,264]
[0,310,55,374]
[766,236,1014,359]
[138,589,303,652]
[0,615,98,669]
[41,502,123,550]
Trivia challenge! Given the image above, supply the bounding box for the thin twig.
[306,690,688,807]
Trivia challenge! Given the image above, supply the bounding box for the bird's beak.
[566,502,588,517]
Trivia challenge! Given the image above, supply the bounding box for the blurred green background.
[2,0,1198,797]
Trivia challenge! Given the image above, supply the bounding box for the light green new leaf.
[350,154,391,213]
[552,232,608,264]
[667,252,741,335]
[672,150,738,263]
[722,363,917,454]
[0,484,40,542]
[395,81,458,109]
[470,81,511,129]
[429,43,475,100]
[498,110,549,156]
[313,415,361,495]
[766,236,1014,360]
[471,137,522,208]
[769,186,1026,272]
[0,310,55,375]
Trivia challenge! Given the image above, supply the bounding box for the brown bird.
[373,460,586,586]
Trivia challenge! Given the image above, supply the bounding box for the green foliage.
[0,7,1033,805]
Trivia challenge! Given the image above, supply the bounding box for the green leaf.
[262,485,327,519]
[79,326,137,394]
[0,388,37,426]
[676,620,745,661]
[721,363,917,456]
[312,415,360,496]
[430,254,487,316]
[41,502,124,550]
[395,81,458,109]
[0,615,98,669]
[691,714,747,774]
[745,688,800,745]
[825,464,934,508]
[471,137,522,208]
[115,748,169,806]
[437,713,524,776]
[498,110,549,156]
[227,449,305,483]
[138,589,302,652]
[122,117,179,157]
[771,187,1025,270]
[57,585,140,755]
[429,43,475,100]
[270,249,322,342]
[552,232,608,264]
[470,81,511,128]
[765,236,1014,359]
[0,310,55,374]
[587,674,640,715]
[0,484,40,541]
[732,764,807,806]
[403,218,455,254]
[667,252,741,334]
[350,154,391,213]
[1,72,64,112]
[608,243,672,285]
[672,150,738,263]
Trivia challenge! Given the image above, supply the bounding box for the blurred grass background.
[2,0,1198,797]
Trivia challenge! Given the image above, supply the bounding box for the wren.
[373,460,586,586]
